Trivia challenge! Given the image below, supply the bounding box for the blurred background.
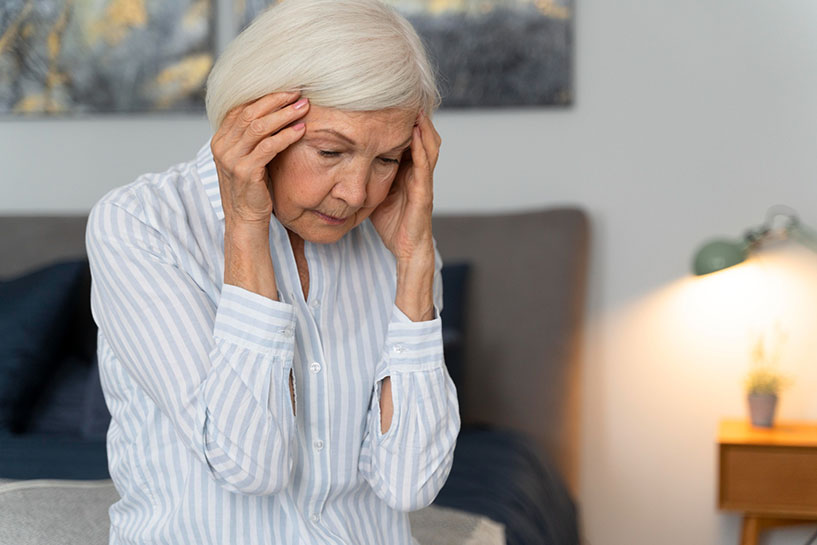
[3,1,817,544]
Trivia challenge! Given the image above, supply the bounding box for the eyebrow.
[311,128,411,153]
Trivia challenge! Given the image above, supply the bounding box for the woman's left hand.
[370,112,441,264]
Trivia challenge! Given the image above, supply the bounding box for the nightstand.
[718,419,817,545]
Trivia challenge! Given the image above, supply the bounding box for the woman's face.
[267,104,416,244]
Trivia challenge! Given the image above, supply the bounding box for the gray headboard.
[0,208,589,494]
[432,209,588,495]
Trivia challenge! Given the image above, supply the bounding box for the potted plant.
[744,323,791,428]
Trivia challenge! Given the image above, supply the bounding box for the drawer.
[719,444,817,516]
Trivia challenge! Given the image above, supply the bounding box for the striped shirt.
[85,140,460,545]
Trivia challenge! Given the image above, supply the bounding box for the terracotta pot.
[747,393,778,428]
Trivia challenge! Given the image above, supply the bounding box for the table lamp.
[692,205,817,276]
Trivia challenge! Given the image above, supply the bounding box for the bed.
[0,208,589,544]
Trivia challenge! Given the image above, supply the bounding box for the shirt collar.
[196,138,225,222]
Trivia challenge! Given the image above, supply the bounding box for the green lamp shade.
[693,239,747,276]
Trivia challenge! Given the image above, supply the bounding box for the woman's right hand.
[214,92,309,302]
[211,92,310,229]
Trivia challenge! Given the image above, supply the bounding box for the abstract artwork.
[237,0,573,107]
[0,0,215,115]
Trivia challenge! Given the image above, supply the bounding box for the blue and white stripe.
[85,140,460,544]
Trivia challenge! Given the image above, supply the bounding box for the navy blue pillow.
[440,262,470,393]
[60,258,97,363]
[0,429,109,480]
[81,355,111,439]
[0,260,89,432]
[25,355,90,436]
[21,259,105,437]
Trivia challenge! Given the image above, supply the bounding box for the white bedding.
[0,479,505,545]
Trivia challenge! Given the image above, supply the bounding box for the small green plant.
[744,321,791,396]
[744,366,790,395]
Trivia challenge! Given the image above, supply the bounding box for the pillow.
[440,262,471,393]
[0,432,109,480]
[25,355,90,436]
[60,259,98,363]
[0,260,89,432]
[21,259,104,437]
[81,355,111,440]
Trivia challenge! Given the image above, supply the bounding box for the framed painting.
[0,0,215,115]
[236,0,573,107]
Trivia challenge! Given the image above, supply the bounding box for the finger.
[417,113,441,170]
[419,111,442,147]
[213,92,300,162]
[218,92,299,138]
[236,122,307,182]
[228,91,304,145]
[231,97,310,157]
[217,91,301,149]
[409,126,433,202]
[417,113,442,160]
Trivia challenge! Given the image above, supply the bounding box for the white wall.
[4,1,817,544]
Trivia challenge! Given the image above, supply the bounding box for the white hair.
[205,0,440,130]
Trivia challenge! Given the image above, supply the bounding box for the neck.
[287,228,309,301]
[287,229,304,251]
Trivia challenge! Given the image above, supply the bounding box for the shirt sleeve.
[86,196,297,496]
[358,241,461,511]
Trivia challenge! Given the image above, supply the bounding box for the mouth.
[313,210,349,225]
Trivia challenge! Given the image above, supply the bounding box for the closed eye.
[379,157,400,165]
[319,150,341,158]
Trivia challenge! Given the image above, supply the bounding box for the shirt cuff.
[214,284,296,356]
[385,304,444,372]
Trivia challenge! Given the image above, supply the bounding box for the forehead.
[303,105,416,148]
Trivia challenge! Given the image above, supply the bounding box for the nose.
[331,163,369,208]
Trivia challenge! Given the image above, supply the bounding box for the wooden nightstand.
[718,419,817,545]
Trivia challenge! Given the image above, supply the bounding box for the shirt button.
[310,300,320,309]
[310,513,320,523]
[392,344,406,354]
[313,439,324,451]
[310,362,322,374]
[280,326,294,338]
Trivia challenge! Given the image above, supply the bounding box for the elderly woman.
[85,0,460,543]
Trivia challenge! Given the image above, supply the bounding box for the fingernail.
[294,98,309,110]
[293,122,305,131]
